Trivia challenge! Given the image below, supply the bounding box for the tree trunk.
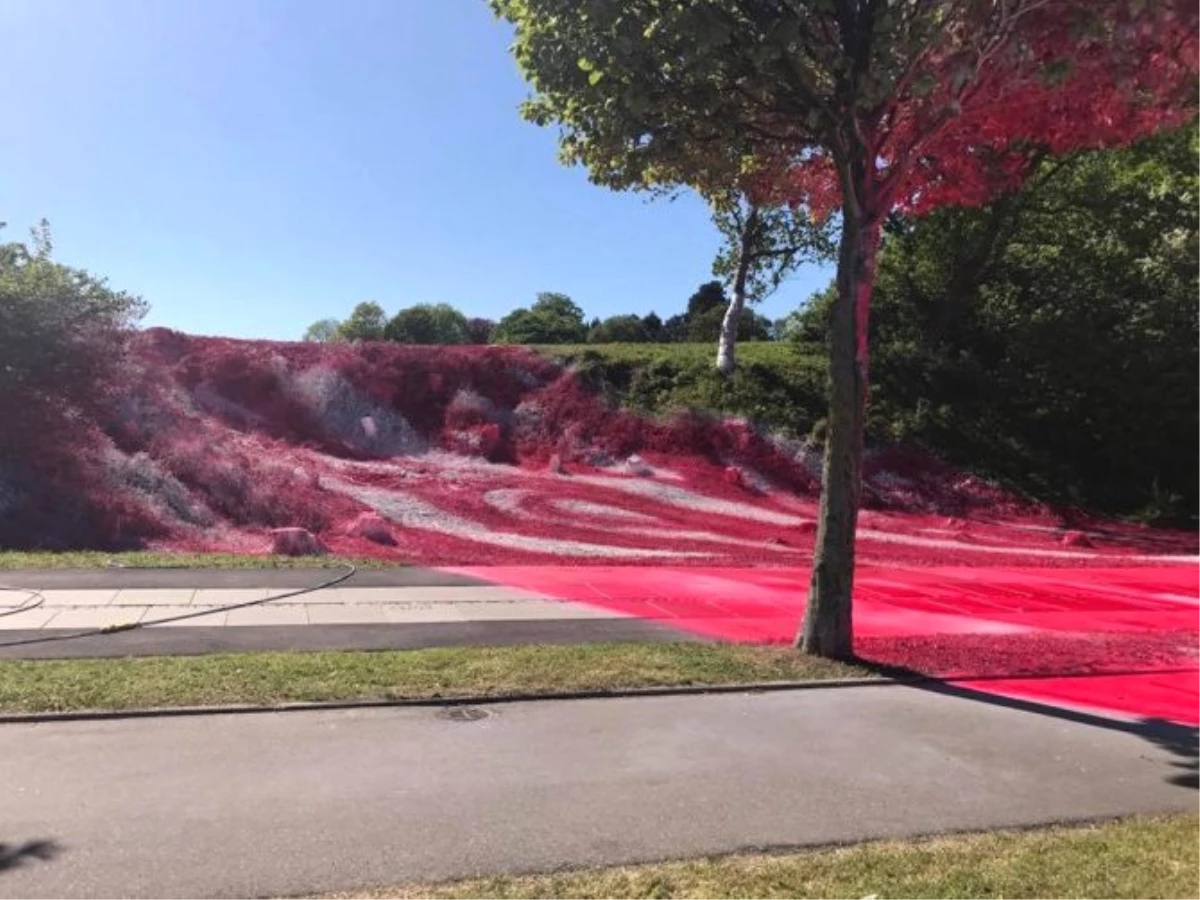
[797,203,881,659]
[716,289,745,375]
[715,206,759,376]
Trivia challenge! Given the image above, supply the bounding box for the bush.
[0,221,151,549]
[0,221,146,448]
[545,343,828,439]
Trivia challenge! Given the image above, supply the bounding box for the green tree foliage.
[0,221,146,438]
[493,292,588,344]
[641,311,664,341]
[863,128,1199,520]
[779,284,837,344]
[660,314,688,343]
[384,303,469,345]
[674,280,772,343]
[0,221,149,548]
[687,304,772,343]
[466,317,496,344]
[685,282,727,320]
[302,318,342,343]
[337,301,387,342]
[588,314,652,343]
[491,0,1196,658]
[708,191,834,372]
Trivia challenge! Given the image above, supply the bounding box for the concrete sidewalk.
[0,584,625,630]
[0,568,693,657]
[0,685,1194,898]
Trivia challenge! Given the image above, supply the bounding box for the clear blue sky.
[4,0,833,339]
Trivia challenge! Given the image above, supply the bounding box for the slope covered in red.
[6,329,1196,568]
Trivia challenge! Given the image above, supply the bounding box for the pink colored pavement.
[447,564,1200,725]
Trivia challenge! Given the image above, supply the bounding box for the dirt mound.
[2,330,1194,565]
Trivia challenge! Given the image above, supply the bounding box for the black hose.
[0,587,45,620]
[0,564,356,650]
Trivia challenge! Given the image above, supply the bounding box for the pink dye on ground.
[13,331,1196,725]
[19,330,1192,568]
[446,563,1200,725]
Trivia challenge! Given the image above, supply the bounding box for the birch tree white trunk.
[715,206,759,376]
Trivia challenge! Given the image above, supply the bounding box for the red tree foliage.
[748,1,1198,222]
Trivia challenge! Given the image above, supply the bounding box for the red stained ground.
[54,330,1188,571]
[24,331,1198,725]
[447,564,1200,725]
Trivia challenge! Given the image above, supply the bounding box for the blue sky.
[4,0,833,339]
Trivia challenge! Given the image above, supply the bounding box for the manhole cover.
[437,706,492,722]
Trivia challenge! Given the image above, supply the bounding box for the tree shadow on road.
[853,657,1199,790]
[0,839,60,874]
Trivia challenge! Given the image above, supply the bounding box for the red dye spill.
[14,329,1193,567]
[447,564,1200,724]
[15,331,1197,724]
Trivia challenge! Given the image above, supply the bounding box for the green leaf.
[577,57,595,72]
[588,70,605,85]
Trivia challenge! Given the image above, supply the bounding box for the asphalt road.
[0,618,691,659]
[1,685,1194,899]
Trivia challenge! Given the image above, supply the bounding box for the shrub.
[0,221,145,455]
[0,221,150,549]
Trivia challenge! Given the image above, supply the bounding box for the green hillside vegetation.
[542,342,829,442]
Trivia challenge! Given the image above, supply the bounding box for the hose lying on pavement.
[0,587,45,620]
[0,564,356,650]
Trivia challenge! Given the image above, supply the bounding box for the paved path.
[0,568,687,658]
[0,584,626,631]
[0,685,1194,899]
[0,567,489,589]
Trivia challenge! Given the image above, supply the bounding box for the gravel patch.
[574,475,807,527]
[328,480,704,559]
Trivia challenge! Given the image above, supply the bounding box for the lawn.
[0,642,871,714]
[327,814,1199,899]
[0,550,406,570]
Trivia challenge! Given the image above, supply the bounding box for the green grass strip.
[0,642,868,713]
[329,814,1199,899]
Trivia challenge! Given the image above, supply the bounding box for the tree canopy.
[493,0,1199,657]
[337,301,387,342]
[867,126,1199,520]
[302,318,342,343]
[466,317,497,345]
[588,314,652,343]
[493,292,588,344]
[384,303,470,344]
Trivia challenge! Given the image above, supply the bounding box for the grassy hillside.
[539,342,829,442]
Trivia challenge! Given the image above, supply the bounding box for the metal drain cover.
[437,706,492,722]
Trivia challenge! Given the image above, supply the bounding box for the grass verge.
[326,814,1199,899]
[0,551,405,570]
[0,642,869,714]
